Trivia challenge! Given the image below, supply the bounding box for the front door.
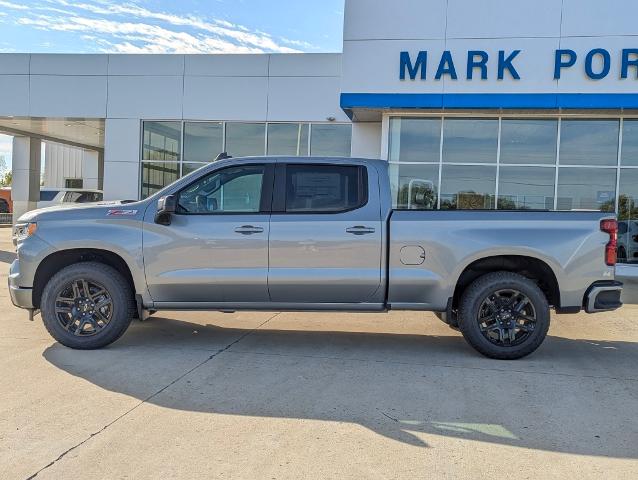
[268,163,383,304]
[143,163,273,304]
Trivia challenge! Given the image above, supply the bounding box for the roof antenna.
[215,152,232,161]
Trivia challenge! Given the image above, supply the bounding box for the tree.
[616,194,638,220]
[0,157,10,186]
[1,170,11,186]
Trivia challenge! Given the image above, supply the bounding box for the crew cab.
[8,157,623,359]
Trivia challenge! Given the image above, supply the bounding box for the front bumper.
[8,259,34,309]
[584,281,623,313]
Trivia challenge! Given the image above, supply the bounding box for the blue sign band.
[340,93,638,114]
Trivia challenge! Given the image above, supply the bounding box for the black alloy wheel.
[458,271,550,360]
[41,262,136,349]
[476,289,537,347]
[54,278,113,337]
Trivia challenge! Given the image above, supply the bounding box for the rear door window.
[283,164,367,213]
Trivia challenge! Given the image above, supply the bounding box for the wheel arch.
[32,249,137,309]
[452,255,560,310]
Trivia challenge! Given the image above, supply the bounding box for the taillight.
[600,219,618,266]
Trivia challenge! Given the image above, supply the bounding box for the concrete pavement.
[0,229,637,479]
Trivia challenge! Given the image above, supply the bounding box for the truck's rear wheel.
[41,262,135,349]
[458,272,550,360]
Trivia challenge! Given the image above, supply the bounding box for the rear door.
[268,162,383,304]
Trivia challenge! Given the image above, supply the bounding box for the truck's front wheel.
[458,272,550,360]
[40,262,135,349]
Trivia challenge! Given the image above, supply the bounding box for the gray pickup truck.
[9,157,623,359]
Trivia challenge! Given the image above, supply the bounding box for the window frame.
[139,120,354,199]
[183,121,224,164]
[272,163,369,215]
[388,162,440,211]
[174,163,275,216]
[309,123,353,157]
[384,114,638,213]
[266,122,310,156]
[64,178,84,189]
[224,122,267,158]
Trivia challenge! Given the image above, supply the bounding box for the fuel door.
[400,245,426,265]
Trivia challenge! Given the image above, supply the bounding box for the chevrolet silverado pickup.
[8,157,623,359]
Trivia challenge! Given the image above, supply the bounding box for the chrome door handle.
[346,226,376,235]
[234,225,264,235]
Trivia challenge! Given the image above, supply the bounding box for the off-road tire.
[41,262,135,349]
[458,271,550,360]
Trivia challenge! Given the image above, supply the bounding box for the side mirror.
[155,195,176,226]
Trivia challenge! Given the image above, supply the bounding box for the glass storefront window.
[142,121,181,162]
[621,119,638,166]
[267,123,309,156]
[389,163,439,210]
[618,169,638,264]
[141,162,180,199]
[442,119,498,164]
[388,118,441,162]
[310,124,352,157]
[498,166,555,210]
[500,119,557,165]
[184,122,223,163]
[556,168,617,211]
[440,165,496,210]
[225,123,266,157]
[141,120,352,198]
[559,119,619,166]
[182,162,207,176]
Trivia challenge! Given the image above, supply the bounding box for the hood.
[17,200,149,223]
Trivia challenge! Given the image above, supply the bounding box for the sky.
[0,0,346,170]
[0,0,345,54]
[0,134,10,175]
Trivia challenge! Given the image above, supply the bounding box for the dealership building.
[2,0,638,281]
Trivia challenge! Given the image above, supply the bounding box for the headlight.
[13,222,37,243]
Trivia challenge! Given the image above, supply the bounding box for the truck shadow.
[42,315,638,458]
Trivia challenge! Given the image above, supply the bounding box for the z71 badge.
[106,209,138,216]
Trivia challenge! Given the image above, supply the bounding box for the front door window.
[177,165,265,214]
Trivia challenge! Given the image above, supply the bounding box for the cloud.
[280,37,318,50]
[18,15,286,54]
[0,0,28,10]
[7,0,313,54]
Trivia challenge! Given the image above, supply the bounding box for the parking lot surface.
[1,228,637,479]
